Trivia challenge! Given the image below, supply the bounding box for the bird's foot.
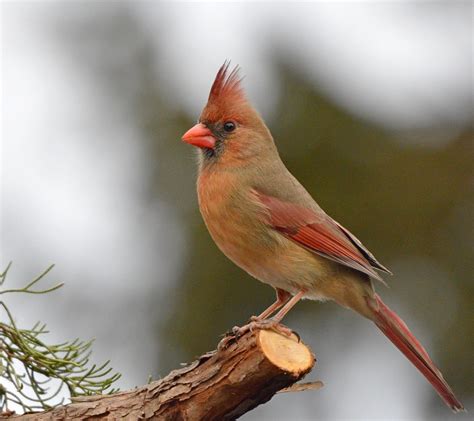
[221,316,261,338]
[219,318,298,350]
[232,318,296,339]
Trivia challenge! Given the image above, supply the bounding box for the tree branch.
[9,328,318,420]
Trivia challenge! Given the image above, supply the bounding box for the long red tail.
[369,294,464,412]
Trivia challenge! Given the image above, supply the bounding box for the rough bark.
[10,328,317,420]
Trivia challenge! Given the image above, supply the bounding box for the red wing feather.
[255,191,388,281]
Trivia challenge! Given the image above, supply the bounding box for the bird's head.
[181,62,276,168]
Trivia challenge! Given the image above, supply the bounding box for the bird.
[180,62,464,412]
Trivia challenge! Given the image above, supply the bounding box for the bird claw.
[218,319,299,350]
[232,325,244,336]
[232,319,297,339]
[218,316,299,351]
[259,320,295,338]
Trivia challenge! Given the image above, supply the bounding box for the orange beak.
[181,123,216,149]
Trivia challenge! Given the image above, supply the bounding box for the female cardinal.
[181,62,464,412]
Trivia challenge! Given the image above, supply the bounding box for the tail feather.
[369,294,464,412]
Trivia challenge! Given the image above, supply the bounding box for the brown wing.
[255,191,391,282]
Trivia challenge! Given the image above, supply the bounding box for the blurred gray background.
[1,1,473,420]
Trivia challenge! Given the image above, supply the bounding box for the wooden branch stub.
[12,327,316,420]
[258,329,314,374]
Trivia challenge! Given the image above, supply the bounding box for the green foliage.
[0,263,121,413]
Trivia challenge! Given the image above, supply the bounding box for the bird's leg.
[251,288,292,321]
[222,289,290,343]
[231,290,306,339]
[272,290,306,323]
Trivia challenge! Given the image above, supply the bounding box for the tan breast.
[196,168,329,293]
[197,168,266,265]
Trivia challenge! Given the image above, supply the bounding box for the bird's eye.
[223,121,236,132]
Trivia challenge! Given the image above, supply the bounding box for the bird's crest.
[201,61,249,124]
[208,61,245,104]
